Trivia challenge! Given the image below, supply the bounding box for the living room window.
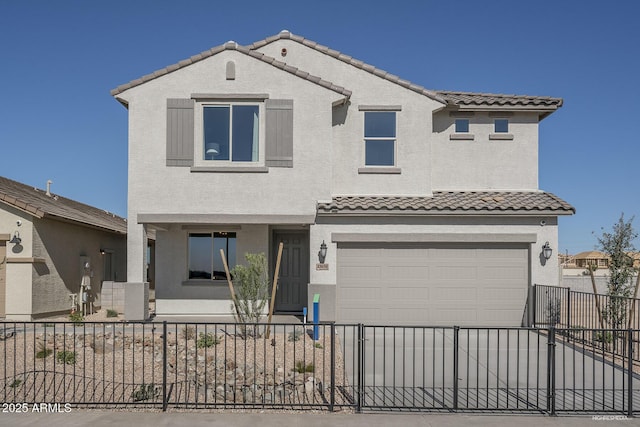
[203,105,259,162]
[364,111,396,166]
[188,232,237,280]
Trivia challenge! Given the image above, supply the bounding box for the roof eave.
[316,209,575,217]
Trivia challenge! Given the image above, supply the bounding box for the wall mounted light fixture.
[318,240,327,264]
[9,231,21,245]
[542,241,553,261]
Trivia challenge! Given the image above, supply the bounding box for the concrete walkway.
[2,411,634,427]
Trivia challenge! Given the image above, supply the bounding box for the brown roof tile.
[111,41,352,100]
[0,176,127,234]
[317,192,575,215]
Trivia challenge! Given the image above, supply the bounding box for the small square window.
[455,119,469,133]
[494,119,509,133]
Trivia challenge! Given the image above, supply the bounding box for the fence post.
[330,322,335,412]
[453,326,459,411]
[628,328,633,418]
[529,284,538,327]
[546,327,556,416]
[565,287,571,328]
[357,323,364,413]
[162,321,167,412]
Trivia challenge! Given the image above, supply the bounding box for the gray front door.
[273,231,309,312]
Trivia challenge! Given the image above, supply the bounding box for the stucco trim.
[358,167,402,174]
[331,233,538,243]
[489,134,515,140]
[138,213,316,225]
[190,166,269,173]
[191,93,269,101]
[449,111,476,117]
[6,257,47,264]
[449,134,475,140]
[358,105,402,111]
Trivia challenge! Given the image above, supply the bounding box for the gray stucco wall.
[31,218,126,317]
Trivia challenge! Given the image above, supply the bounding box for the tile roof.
[248,31,562,111]
[435,91,563,109]
[0,176,127,234]
[317,192,575,215]
[111,42,352,100]
[112,31,561,113]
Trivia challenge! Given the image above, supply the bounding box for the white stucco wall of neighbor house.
[256,38,445,197]
[431,112,540,190]
[118,49,344,284]
[308,216,559,318]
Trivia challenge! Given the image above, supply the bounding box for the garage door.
[337,242,529,326]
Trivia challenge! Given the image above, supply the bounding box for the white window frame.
[193,101,265,168]
[363,110,397,167]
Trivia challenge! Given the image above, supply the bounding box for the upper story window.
[455,119,469,133]
[188,232,236,280]
[203,105,259,162]
[494,119,509,133]
[364,111,396,166]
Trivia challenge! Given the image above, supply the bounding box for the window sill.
[358,167,402,174]
[182,279,229,286]
[449,133,475,141]
[489,133,514,140]
[190,166,269,173]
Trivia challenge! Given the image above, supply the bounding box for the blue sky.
[1,0,638,254]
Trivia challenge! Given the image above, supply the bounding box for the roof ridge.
[111,38,351,99]
[246,31,447,105]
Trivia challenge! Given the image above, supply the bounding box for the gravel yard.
[0,320,355,410]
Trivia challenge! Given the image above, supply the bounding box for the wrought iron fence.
[533,284,640,363]
[1,320,638,415]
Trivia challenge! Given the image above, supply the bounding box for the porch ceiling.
[137,213,316,228]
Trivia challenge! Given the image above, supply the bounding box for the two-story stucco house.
[111,31,574,326]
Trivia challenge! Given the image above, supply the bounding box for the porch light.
[542,241,553,261]
[318,240,328,264]
[9,231,21,245]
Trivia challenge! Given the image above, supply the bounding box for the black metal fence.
[1,320,639,415]
[533,284,640,363]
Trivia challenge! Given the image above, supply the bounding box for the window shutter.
[265,99,293,168]
[166,99,194,167]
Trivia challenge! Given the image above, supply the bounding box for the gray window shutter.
[265,99,293,168]
[166,99,194,167]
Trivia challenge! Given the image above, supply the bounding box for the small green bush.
[314,342,323,349]
[594,331,613,344]
[56,351,76,365]
[131,383,158,401]
[196,332,219,348]
[9,379,23,388]
[287,328,303,342]
[293,360,315,374]
[36,348,53,359]
[69,312,84,323]
[106,309,118,318]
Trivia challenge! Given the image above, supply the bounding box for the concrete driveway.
[338,326,640,412]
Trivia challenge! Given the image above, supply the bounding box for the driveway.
[339,326,640,412]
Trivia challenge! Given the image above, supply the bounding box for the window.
[188,232,237,280]
[455,119,469,133]
[364,111,396,166]
[494,119,509,133]
[203,105,259,162]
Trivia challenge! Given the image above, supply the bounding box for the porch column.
[125,222,149,320]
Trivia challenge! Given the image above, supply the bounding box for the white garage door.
[337,242,529,326]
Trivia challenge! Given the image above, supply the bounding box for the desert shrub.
[69,311,84,323]
[106,309,118,318]
[196,332,219,348]
[56,351,76,365]
[131,383,159,401]
[230,253,270,334]
[293,360,315,373]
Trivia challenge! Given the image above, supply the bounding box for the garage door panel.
[337,243,529,326]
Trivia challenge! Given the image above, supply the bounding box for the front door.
[0,242,5,317]
[273,231,309,312]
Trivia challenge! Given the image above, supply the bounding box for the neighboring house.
[0,176,127,320]
[111,31,574,326]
